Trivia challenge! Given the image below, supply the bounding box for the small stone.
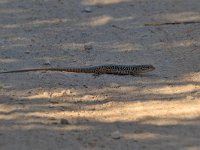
[83,7,92,13]
[24,50,30,54]
[60,119,70,125]
[84,44,93,50]
[43,59,51,65]
[109,83,120,88]
[111,130,121,139]
[27,91,32,94]
[83,85,88,88]
[31,39,35,42]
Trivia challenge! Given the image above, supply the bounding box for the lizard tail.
[0,67,96,74]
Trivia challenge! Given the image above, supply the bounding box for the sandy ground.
[0,0,200,150]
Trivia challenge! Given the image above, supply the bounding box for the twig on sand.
[144,21,200,26]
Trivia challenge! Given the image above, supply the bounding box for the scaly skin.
[0,64,155,75]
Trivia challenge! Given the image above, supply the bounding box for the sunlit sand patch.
[62,42,84,50]
[112,16,134,22]
[137,117,200,126]
[80,16,134,27]
[109,42,142,52]
[0,58,17,63]
[77,94,107,102]
[0,0,14,4]
[124,132,175,141]
[30,19,68,26]
[0,104,26,121]
[21,99,200,126]
[81,16,113,27]
[82,0,130,5]
[152,40,200,49]
[0,95,200,130]
[181,72,200,82]
[1,72,200,129]
[144,84,200,95]
[23,89,106,101]
[0,104,16,114]
[22,89,75,100]
[23,91,70,99]
[23,92,52,99]
[155,11,200,22]
[184,146,200,150]
[8,37,31,42]
[0,18,69,29]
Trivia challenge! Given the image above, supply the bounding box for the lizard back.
[94,64,155,75]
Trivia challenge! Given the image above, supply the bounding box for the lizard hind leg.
[92,66,104,77]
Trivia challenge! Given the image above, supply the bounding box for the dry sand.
[0,0,200,149]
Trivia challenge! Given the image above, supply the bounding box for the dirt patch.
[0,0,200,149]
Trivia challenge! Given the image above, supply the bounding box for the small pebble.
[83,85,88,88]
[84,44,93,50]
[111,130,121,139]
[27,91,32,94]
[24,50,30,54]
[60,119,70,125]
[43,59,51,65]
[83,7,92,13]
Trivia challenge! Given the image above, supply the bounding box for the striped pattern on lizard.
[0,64,155,76]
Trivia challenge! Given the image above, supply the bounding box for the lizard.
[0,64,155,76]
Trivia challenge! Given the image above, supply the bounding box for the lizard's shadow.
[93,73,157,78]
